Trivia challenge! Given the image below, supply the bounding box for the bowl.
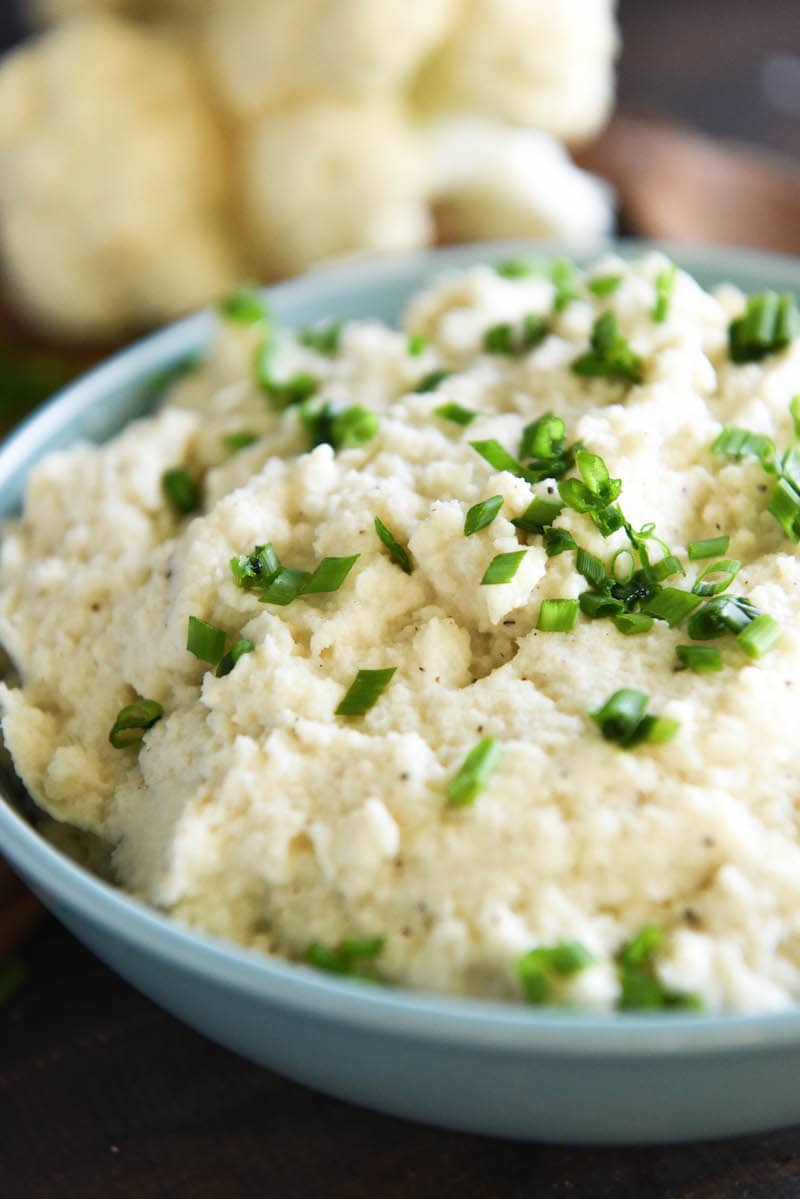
[2,240,800,1146]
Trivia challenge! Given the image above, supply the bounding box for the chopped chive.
[588,274,622,297]
[447,737,501,806]
[537,599,579,632]
[544,527,577,557]
[480,550,526,585]
[572,312,643,384]
[782,447,800,493]
[651,554,684,582]
[642,587,702,626]
[517,941,594,1005]
[336,668,396,717]
[374,517,412,574]
[303,555,359,595]
[222,430,258,453]
[768,476,800,542]
[301,400,378,451]
[306,936,384,980]
[215,639,255,678]
[470,439,523,475]
[187,616,226,666]
[434,401,477,426]
[687,594,760,640]
[579,590,625,619]
[109,698,164,749]
[576,548,605,589]
[162,467,200,515]
[551,258,578,313]
[465,495,504,536]
[297,320,342,355]
[230,542,281,590]
[712,425,777,471]
[494,257,543,279]
[676,644,722,672]
[591,689,678,748]
[558,449,622,514]
[218,285,269,325]
[691,558,740,597]
[616,927,702,1011]
[737,613,782,659]
[415,369,453,393]
[259,354,318,408]
[519,413,565,462]
[512,496,563,533]
[521,313,548,350]
[484,322,515,354]
[258,566,311,606]
[592,504,626,538]
[652,262,677,323]
[614,612,654,636]
[791,395,800,440]
[688,536,730,560]
[729,290,799,363]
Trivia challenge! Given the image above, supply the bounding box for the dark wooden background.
[2,2,800,1195]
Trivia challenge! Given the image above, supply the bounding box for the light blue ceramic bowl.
[2,241,800,1146]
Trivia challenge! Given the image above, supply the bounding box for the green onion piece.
[447,738,501,807]
[407,332,428,357]
[768,477,800,542]
[687,594,760,640]
[591,688,648,745]
[109,698,164,749]
[651,554,684,582]
[258,566,311,606]
[729,291,799,363]
[494,257,543,279]
[521,314,548,350]
[331,405,379,450]
[481,550,526,585]
[484,322,515,354]
[558,449,622,514]
[642,587,702,627]
[614,612,654,636]
[306,936,384,980]
[517,941,594,1005]
[576,547,605,589]
[218,285,269,326]
[512,497,564,533]
[616,927,702,1011]
[676,644,722,672]
[519,413,565,462]
[336,668,396,717]
[465,495,504,536]
[537,599,579,632]
[544,527,577,557]
[222,430,258,453]
[0,957,25,1007]
[415,369,453,393]
[298,320,342,355]
[187,616,226,666]
[591,504,625,538]
[712,425,777,471]
[652,262,677,323]
[215,639,255,678]
[791,394,800,440]
[434,402,477,427]
[572,312,643,384]
[588,274,622,297]
[579,590,624,619]
[551,258,579,313]
[691,558,740,597]
[737,613,782,659]
[688,536,730,560]
[259,355,318,408]
[782,447,800,493]
[638,715,681,745]
[230,542,281,590]
[470,439,523,475]
[303,555,359,595]
[374,517,412,574]
[162,467,200,515]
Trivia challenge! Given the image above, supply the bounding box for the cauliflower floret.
[202,0,460,117]
[428,119,614,244]
[414,0,618,143]
[240,98,432,278]
[0,14,241,339]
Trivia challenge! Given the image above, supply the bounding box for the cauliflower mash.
[3,253,800,1012]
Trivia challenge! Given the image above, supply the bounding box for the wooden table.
[3,2,800,1193]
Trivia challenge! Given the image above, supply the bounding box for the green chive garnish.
[494,257,543,279]
[301,400,378,451]
[652,262,677,323]
[691,558,740,597]
[791,394,800,439]
[215,639,255,678]
[187,616,226,666]
[470,439,523,475]
[687,594,760,640]
[222,430,258,453]
[591,689,679,748]
[447,738,501,806]
[587,274,622,297]
[434,402,477,426]
[575,547,605,589]
[162,467,200,515]
[306,937,384,980]
[259,355,318,408]
[517,941,594,1005]
[258,567,310,606]
[616,927,702,1011]
[303,555,359,595]
[537,599,579,632]
[484,316,547,354]
[484,322,514,354]
[558,449,622,514]
[407,331,428,357]
[712,425,777,471]
[480,550,526,585]
[464,495,503,536]
[728,290,799,363]
[374,517,412,573]
[109,698,164,749]
[572,312,643,384]
[551,258,578,313]
[298,320,342,355]
[737,613,782,659]
[676,644,722,672]
[768,477,800,542]
[642,587,702,627]
[415,369,453,393]
[336,668,396,717]
[230,545,356,605]
[688,535,730,560]
[218,285,269,326]
[614,612,654,636]
[544,527,577,556]
[512,497,564,533]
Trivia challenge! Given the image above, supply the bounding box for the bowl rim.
[3,237,800,1057]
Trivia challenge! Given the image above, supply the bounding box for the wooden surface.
[3,1,800,1194]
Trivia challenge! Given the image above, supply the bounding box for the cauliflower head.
[0,14,241,339]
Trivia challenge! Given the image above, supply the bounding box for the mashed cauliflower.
[3,252,800,1012]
